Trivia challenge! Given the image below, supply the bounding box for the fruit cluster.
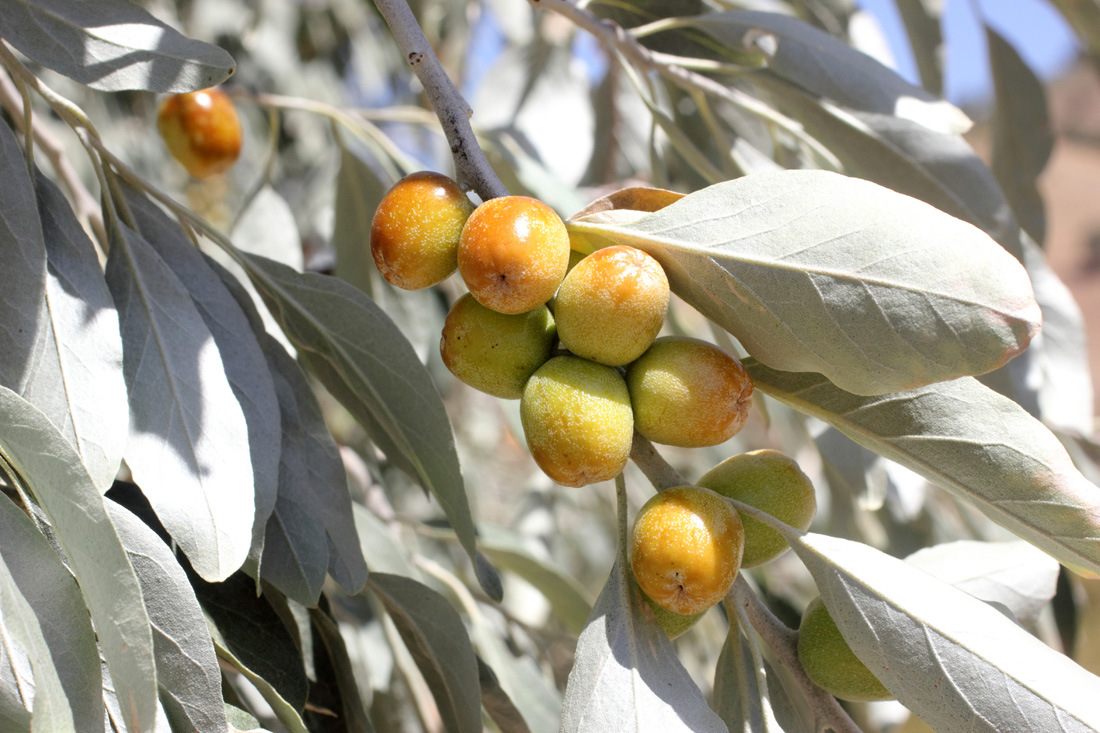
[371,172,754,488]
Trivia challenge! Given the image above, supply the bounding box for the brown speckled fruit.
[520,356,633,487]
[157,88,242,179]
[554,245,669,366]
[626,337,754,448]
[798,597,893,702]
[458,196,570,314]
[629,486,744,615]
[370,172,476,290]
[440,293,556,399]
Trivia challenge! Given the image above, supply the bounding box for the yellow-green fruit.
[697,450,816,567]
[626,337,754,448]
[642,589,706,639]
[629,486,744,616]
[458,196,571,314]
[554,245,669,366]
[440,294,556,399]
[798,597,893,702]
[370,172,476,290]
[520,356,633,487]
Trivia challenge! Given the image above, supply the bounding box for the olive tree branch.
[730,575,862,733]
[372,0,509,200]
[629,432,687,491]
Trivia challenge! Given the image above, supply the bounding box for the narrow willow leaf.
[309,608,375,733]
[569,171,1039,396]
[239,254,483,587]
[680,10,966,131]
[905,540,1059,627]
[27,175,127,494]
[0,388,156,732]
[560,560,727,733]
[107,502,227,733]
[0,0,235,92]
[894,0,944,95]
[988,26,1052,246]
[478,657,532,733]
[0,553,74,732]
[0,497,98,731]
[124,189,281,553]
[787,532,1100,731]
[745,360,1100,577]
[0,119,47,394]
[368,572,482,733]
[106,224,254,582]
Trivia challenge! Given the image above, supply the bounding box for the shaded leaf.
[894,0,944,96]
[310,608,375,733]
[352,504,420,581]
[745,360,1100,577]
[368,572,482,733]
[988,25,1052,245]
[0,0,235,92]
[106,224,254,581]
[568,171,1039,396]
[332,145,388,296]
[233,186,303,271]
[569,186,685,221]
[0,388,156,732]
[477,657,531,733]
[24,175,127,494]
[0,119,47,394]
[559,559,727,733]
[785,531,1100,731]
[0,496,99,731]
[712,614,788,733]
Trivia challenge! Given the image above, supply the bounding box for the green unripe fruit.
[642,589,706,639]
[554,245,669,366]
[440,294,556,399]
[626,337,754,448]
[520,356,633,487]
[797,597,893,702]
[696,449,816,567]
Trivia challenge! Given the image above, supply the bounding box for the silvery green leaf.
[712,615,788,733]
[0,119,47,394]
[0,551,74,732]
[905,541,1059,627]
[988,26,1052,246]
[0,388,156,732]
[106,502,227,733]
[332,146,387,297]
[238,254,488,594]
[0,0,235,92]
[560,560,727,733]
[368,573,482,733]
[24,176,127,494]
[233,186,304,271]
[745,361,1100,577]
[123,188,280,559]
[106,224,254,582]
[786,531,1100,731]
[471,612,559,733]
[814,425,887,512]
[569,171,1039,396]
[894,0,944,95]
[0,497,96,731]
[352,504,420,581]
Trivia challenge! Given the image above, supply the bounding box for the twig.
[629,432,687,491]
[372,0,509,200]
[730,575,862,733]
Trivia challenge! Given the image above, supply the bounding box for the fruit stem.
[730,576,862,733]
[372,0,509,201]
[629,432,687,492]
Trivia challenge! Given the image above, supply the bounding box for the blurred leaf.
[987,25,1052,246]
[905,540,1059,627]
[786,531,1100,731]
[352,504,420,581]
[0,549,74,731]
[477,657,532,733]
[124,187,281,555]
[712,615,787,733]
[1046,0,1100,58]
[106,224,254,582]
[568,171,1040,396]
[0,388,156,733]
[745,361,1100,578]
[0,0,235,91]
[0,119,47,394]
[238,254,491,595]
[24,174,128,494]
[368,572,482,733]
[570,186,686,222]
[0,496,99,731]
[107,502,228,733]
[332,145,388,296]
[234,186,304,271]
[310,608,375,733]
[559,559,727,733]
[815,426,887,512]
[894,0,944,94]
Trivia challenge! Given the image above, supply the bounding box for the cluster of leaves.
[2,0,1100,732]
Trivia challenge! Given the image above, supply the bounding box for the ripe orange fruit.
[157,88,242,179]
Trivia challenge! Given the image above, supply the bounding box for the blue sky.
[856,0,1080,103]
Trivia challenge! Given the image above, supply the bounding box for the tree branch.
[629,432,687,491]
[372,0,509,200]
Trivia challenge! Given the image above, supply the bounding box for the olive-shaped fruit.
[157,88,243,179]
[797,597,894,702]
